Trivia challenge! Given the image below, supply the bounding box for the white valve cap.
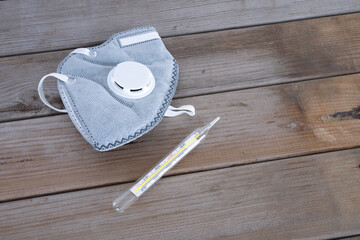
[107,61,155,99]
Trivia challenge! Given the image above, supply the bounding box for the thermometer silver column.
[112,117,220,213]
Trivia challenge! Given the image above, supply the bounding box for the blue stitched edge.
[74,56,154,68]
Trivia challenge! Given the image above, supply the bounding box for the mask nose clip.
[107,61,155,99]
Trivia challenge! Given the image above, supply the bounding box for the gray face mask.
[38,27,195,151]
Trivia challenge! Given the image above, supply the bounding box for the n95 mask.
[38,27,195,151]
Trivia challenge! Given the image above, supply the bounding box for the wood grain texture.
[1,0,360,57]
[1,148,360,240]
[1,13,360,122]
[1,74,360,202]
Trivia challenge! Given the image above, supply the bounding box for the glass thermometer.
[112,116,220,213]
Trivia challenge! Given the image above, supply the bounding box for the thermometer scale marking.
[130,133,199,197]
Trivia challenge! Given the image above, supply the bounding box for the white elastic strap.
[119,32,160,47]
[70,48,94,56]
[164,105,195,117]
[38,73,70,113]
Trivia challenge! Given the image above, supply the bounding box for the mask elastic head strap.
[70,48,97,57]
[164,105,195,117]
[38,73,70,113]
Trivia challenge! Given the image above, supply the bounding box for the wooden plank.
[2,13,360,122]
[1,149,360,239]
[1,74,360,202]
[1,0,360,57]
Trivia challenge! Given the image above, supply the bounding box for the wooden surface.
[1,0,360,57]
[1,1,360,239]
[2,13,360,122]
[1,149,360,239]
[2,74,360,202]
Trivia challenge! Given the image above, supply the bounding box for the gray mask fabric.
[38,27,195,151]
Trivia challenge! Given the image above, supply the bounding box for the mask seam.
[74,56,154,67]
[65,74,133,109]
[95,58,179,151]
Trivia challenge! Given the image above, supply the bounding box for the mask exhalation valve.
[107,61,155,99]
